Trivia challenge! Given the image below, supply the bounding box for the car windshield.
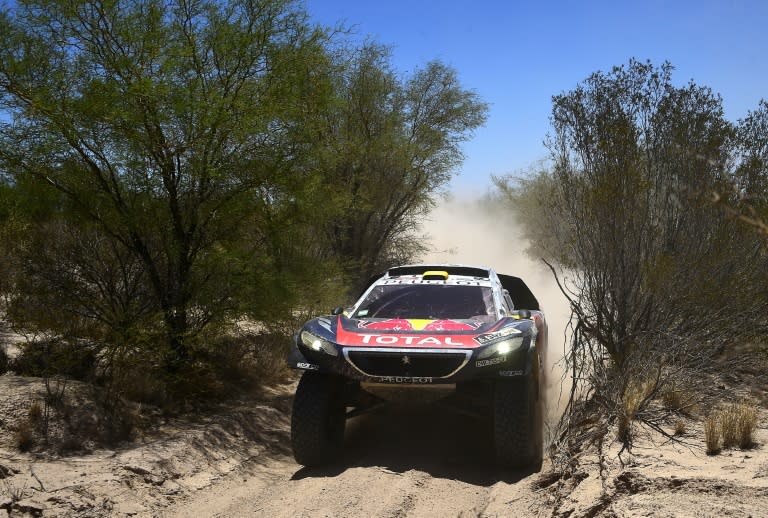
[353,284,496,321]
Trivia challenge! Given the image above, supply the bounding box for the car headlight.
[300,331,339,357]
[477,336,526,359]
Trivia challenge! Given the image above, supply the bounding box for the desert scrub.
[14,420,34,452]
[0,344,8,374]
[618,379,653,444]
[705,400,759,454]
[27,400,43,423]
[2,479,27,503]
[721,400,758,449]
[661,382,698,414]
[704,413,720,454]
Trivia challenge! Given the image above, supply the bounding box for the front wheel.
[291,372,346,467]
[493,371,542,469]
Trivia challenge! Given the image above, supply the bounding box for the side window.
[503,289,514,311]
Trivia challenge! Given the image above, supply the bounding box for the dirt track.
[2,375,768,517]
[164,397,542,518]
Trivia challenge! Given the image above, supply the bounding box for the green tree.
[0,0,333,368]
[319,45,488,290]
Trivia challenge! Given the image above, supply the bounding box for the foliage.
[0,0,335,371]
[317,45,488,291]
[11,338,97,380]
[0,1,486,399]
[497,59,768,463]
[719,99,768,240]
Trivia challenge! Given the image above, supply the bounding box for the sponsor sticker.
[473,325,523,345]
[373,376,433,384]
[499,370,524,377]
[359,334,467,346]
[476,355,507,368]
[297,362,320,370]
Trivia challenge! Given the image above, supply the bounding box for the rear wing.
[497,274,540,311]
[387,265,491,278]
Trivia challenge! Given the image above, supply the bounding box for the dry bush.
[99,328,293,407]
[518,61,768,477]
[673,419,687,436]
[27,400,42,423]
[662,382,698,415]
[1,479,27,503]
[115,369,168,407]
[191,330,293,395]
[706,400,758,454]
[704,414,721,455]
[618,379,654,444]
[101,352,168,407]
[44,376,68,407]
[0,343,8,374]
[721,401,758,449]
[736,403,759,448]
[14,420,34,452]
[11,338,96,381]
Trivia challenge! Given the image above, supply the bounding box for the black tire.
[291,371,346,467]
[493,370,542,469]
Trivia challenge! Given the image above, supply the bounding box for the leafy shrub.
[12,338,96,380]
[172,331,292,401]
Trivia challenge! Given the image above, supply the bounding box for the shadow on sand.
[290,400,540,486]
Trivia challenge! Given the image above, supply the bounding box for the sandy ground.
[0,376,295,517]
[3,372,766,518]
[162,400,768,518]
[2,197,766,516]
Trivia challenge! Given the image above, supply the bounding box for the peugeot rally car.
[288,264,547,468]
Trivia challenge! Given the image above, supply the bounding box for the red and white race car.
[288,264,547,468]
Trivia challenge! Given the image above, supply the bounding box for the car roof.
[359,264,541,311]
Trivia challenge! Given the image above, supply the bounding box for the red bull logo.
[357,319,481,331]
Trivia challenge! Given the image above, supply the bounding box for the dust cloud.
[420,195,571,431]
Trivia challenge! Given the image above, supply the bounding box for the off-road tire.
[291,371,346,467]
[493,370,542,469]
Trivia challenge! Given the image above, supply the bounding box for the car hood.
[309,315,533,349]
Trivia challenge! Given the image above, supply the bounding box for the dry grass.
[661,382,698,415]
[673,419,687,436]
[704,413,720,455]
[2,479,27,502]
[27,400,42,423]
[721,401,758,449]
[705,400,759,454]
[618,379,654,443]
[14,420,34,451]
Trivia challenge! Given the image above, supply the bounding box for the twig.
[30,465,46,492]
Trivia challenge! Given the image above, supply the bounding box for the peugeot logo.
[401,355,411,366]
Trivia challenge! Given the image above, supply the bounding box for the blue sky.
[307,0,768,194]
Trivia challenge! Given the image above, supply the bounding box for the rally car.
[288,264,546,468]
